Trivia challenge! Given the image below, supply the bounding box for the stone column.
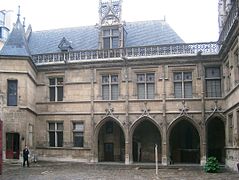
[200,63,207,165]
[161,65,168,165]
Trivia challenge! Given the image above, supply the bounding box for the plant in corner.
[204,157,220,173]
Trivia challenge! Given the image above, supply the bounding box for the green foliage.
[204,157,220,173]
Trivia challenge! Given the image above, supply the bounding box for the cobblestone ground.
[0,161,239,180]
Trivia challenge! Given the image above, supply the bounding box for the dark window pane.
[206,80,221,97]
[57,87,63,101]
[111,84,118,100]
[7,80,17,106]
[103,38,110,49]
[112,37,119,48]
[57,132,63,147]
[74,132,84,147]
[57,123,63,130]
[174,82,182,98]
[147,83,154,99]
[49,87,55,101]
[102,85,109,100]
[137,84,145,99]
[184,82,192,98]
[49,123,55,130]
[49,78,55,85]
[206,67,220,78]
[57,78,63,85]
[49,132,55,147]
[174,73,182,81]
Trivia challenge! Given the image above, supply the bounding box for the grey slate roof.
[28,20,184,55]
[0,17,31,57]
[1,19,184,56]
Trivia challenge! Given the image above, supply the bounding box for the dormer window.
[103,28,119,49]
[58,37,73,52]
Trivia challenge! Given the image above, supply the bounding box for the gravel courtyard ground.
[0,161,239,180]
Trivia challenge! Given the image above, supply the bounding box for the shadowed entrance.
[132,120,161,162]
[98,120,125,162]
[206,117,225,164]
[169,119,200,164]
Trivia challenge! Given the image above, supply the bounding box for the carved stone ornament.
[139,102,151,118]
[179,101,189,116]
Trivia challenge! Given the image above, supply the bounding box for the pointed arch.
[168,116,201,164]
[205,113,225,164]
[94,116,126,162]
[130,116,162,163]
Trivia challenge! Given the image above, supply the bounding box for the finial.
[17,5,20,18]
[23,17,26,29]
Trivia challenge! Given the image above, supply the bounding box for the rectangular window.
[102,74,118,100]
[49,77,63,102]
[205,67,221,97]
[103,29,119,49]
[73,122,84,147]
[7,80,18,106]
[137,73,155,99]
[48,122,63,147]
[174,72,192,98]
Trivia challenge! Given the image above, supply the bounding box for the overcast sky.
[1,0,219,43]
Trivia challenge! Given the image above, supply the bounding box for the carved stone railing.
[218,0,238,44]
[32,42,219,65]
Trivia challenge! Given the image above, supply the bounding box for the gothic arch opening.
[169,119,200,164]
[132,119,161,163]
[206,117,225,164]
[98,119,125,162]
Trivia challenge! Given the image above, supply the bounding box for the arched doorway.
[98,119,125,162]
[206,117,225,164]
[132,119,161,162]
[169,119,200,164]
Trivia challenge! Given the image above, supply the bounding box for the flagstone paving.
[0,161,239,180]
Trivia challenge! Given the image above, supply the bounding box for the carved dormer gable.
[99,0,122,26]
[98,0,125,49]
[58,37,73,52]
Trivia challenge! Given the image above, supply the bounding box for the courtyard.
[0,161,239,180]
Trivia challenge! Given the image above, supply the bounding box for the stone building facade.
[0,0,239,171]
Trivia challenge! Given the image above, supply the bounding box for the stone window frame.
[101,73,119,100]
[7,79,18,106]
[72,121,84,148]
[48,121,64,147]
[173,71,193,98]
[48,77,64,102]
[205,66,222,98]
[136,72,155,99]
[102,27,119,49]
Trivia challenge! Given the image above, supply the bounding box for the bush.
[204,157,220,173]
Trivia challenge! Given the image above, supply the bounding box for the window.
[102,74,119,100]
[205,67,221,97]
[103,29,119,49]
[73,122,84,147]
[174,72,192,98]
[137,73,155,99]
[48,122,63,147]
[7,80,18,106]
[49,77,63,101]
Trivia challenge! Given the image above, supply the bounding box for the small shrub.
[204,157,220,173]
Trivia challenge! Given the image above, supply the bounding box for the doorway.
[104,143,114,161]
[6,133,20,159]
